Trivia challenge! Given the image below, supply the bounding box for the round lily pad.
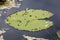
[5,9,53,31]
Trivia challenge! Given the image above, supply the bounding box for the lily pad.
[5,9,53,31]
[57,30,60,38]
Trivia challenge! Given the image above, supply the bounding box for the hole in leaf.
[18,24,20,26]
[6,19,8,21]
[29,15,32,17]
[17,20,22,23]
[35,16,37,18]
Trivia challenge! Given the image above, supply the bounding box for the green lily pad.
[57,30,60,38]
[5,9,53,31]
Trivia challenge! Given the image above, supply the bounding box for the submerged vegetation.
[5,9,53,31]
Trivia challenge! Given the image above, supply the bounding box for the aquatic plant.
[5,9,53,31]
[0,0,7,5]
[57,30,60,38]
[0,0,23,9]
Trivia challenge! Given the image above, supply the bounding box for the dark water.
[0,0,60,40]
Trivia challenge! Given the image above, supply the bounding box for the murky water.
[0,0,60,40]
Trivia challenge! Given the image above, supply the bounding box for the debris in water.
[23,35,48,40]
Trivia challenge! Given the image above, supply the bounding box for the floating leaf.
[5,9,53,31]
[57,30,60,38]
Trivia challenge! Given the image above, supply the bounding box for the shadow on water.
[0,0,60,40]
